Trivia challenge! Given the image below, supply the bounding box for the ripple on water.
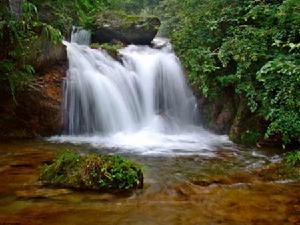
[0,140,299,225]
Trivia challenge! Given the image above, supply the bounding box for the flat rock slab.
[16,188,72,200]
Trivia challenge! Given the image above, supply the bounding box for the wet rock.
[197,90,282,147]
[16,188,72,200]
[229,97,260,144]
[91,11,160,45]
[253,163,300,181]
[0,65,66,139]
[198,89,237,134]
[27,39,67,73]
[192,176,230,186]
[90,42,124,60]
[83,193,117,202]
[10,162,34,168]
[175,182,203,197]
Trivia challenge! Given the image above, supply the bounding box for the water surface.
[0,140,299,225]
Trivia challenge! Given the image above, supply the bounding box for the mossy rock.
[229,96,264,146]
[90,42,124,59]
[253,163,300,181]
[90,10,160,45]
[40,150,143,191]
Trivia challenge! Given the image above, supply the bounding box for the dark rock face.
[198,91,282,147]
[0,38,67,139]
[198,90,237,134]
[27,40,67,73]
[0,64,66,139]
[228,97,261,144]
[91,11,160,45]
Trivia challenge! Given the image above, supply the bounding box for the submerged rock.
[91,11,160,45]
[16,188,72,200]
[40,150,143,191]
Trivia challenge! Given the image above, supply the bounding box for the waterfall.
[51,29,229,156]
[64,30,199,135]
[70,26,91,46]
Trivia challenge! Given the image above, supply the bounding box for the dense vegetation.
[157,0,300,146]
[40,150,143,190]
[0,0,158,98]
[0,1,61,99]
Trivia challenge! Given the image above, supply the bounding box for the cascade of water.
[64,31,199,136]
[52,29,229,156]
[70,26,91,45]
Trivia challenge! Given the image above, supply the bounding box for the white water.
[50,30,230,156]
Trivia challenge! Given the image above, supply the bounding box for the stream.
[0,140,299,225]
[0,30,299,225]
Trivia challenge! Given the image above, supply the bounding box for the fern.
[0,1,62,101]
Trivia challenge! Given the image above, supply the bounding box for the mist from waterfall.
[50,30,230,156]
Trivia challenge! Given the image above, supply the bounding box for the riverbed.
[0,140,299,225]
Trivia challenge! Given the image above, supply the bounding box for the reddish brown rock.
[0,64,66,139]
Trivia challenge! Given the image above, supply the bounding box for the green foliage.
[0,0,160,100]
[40,150,143,190]
[40,150,82,185]
[0,0,61,100]
[158,0,300,144]
[240,130,260,146]
[283,150,300,167]
[256,55,300,143]
[109,0,162,13]
[31,0,162,31]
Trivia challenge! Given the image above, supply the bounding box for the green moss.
[92,10,160,31]
[254,163,300,181]
[283,150,300,167]
[90,43,101,49]
[240,130,260,146]
[40,150,143,191]
[229,98,263,146]
[90,42,124,58]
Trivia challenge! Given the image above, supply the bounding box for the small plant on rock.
[40,150,143,191]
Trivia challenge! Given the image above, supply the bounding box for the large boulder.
[198,88,237,134]
[27,38,67,73]
[91,11,160,45]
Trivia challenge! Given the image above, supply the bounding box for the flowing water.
[51,29,229,156]
[0,140,299,225]
[0,30,300,224]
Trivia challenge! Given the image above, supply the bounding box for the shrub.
[0,1,61,100]
[240,130,260,146]
[40,150,143,190]
[157,0,300,145]
[283,150,300,167]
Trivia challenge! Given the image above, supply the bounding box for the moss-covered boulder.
[90,42,124,59]
[91,11,160,45]
[40,150,143,191]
